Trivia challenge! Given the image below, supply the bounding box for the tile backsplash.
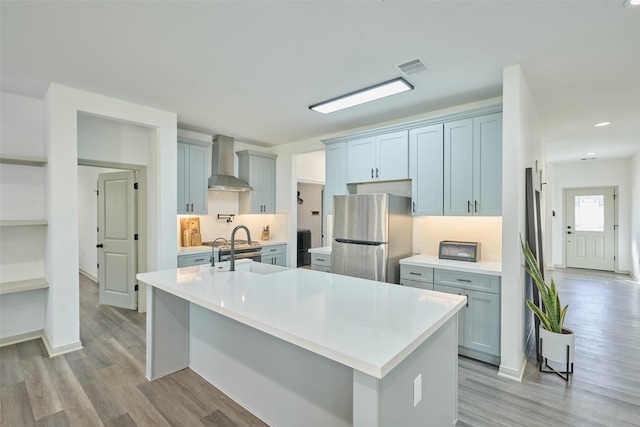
[177,191,288,246]
[413,216,502,262]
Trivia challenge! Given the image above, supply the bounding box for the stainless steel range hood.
[208,135,253,192]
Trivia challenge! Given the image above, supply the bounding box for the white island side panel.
[138,265,465,379]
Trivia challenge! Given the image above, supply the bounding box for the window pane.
[574,195,604,232]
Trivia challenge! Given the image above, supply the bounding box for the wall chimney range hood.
[208,135,253,192]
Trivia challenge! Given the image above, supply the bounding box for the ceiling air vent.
[397,59,429,76]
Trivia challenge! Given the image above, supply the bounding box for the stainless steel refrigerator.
[331,193,413,283]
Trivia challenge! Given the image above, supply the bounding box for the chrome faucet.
[230,225,252,271]
[210,237,228,267]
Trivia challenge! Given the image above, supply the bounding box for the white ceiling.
[1,1,638,163]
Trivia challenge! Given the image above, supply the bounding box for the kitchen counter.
[138,261,465,426]
[259,239,287,247]
[308,245,331,255]
[177,245,212,255]
[401,254,502,276]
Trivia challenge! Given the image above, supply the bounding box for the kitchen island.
[137,260,466,427]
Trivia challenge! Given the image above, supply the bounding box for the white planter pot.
[539,327,575,363]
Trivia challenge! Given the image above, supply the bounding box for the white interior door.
[565,187,615,271]
[98,171,137,309]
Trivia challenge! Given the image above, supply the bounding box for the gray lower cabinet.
[262,244,286,267]
[434,269,501,365]
[399,265,434,289]
[178,253,211,267]
[311,252,331,273]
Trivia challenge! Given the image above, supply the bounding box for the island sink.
[210,259,286,275]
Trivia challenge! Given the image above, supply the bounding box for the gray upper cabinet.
[324,142,347,215]
[444,113,502,216]
[409,124,444,216]
[346,131,408,184]
[177,141,210,215]
[237,150,277,214]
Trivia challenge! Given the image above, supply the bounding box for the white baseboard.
[42,331,83,358]
[497,353,526,382]
[79,268,98,283]
[0,330,43,347]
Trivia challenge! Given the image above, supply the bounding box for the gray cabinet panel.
[400,278,434,291]
[324,142,347,216]
[434,269,501,364]
[178,253,210,267]
[238,151,277,214]
[409,124,444,216]
[178,142,209,215]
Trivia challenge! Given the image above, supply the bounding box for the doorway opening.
[564,186,617,271]
[296,182,324,267]
[78,160,147,312]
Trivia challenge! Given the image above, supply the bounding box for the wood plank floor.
[1,268,639,426]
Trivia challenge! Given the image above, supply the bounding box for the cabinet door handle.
[371,168,374,179]
[376,168,379,178]
[194,258,205,262]
[186,203,190,212]
[467,201,471,213]
[317,258,325,262]
[412,201,416,213]
[190,203,194,212]
[96,244,104,248]
[409,272,422,276]
[474,200,478,213]
[456,278,472,283]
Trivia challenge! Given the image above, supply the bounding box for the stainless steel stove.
[203,239,262,263]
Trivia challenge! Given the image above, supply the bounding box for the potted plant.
[521,239,574,379]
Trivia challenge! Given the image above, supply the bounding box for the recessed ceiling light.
[586,152,597,156]
[594,121,611,127]
[309,77,413,114]
[624,0,640,8]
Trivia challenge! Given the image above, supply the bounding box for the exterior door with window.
[565,188,615,271]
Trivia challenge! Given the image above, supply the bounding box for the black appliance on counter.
[297,229,311,267]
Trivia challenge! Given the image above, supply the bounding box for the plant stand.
[539,339,574,381]
[538,327,575,381]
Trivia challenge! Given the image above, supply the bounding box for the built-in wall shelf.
[0,220,48,227]
[0,155,48,167]
[0,278,49,295]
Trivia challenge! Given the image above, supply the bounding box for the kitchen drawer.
[177,253,210,267]
[400,265,433,283]
[262,244,286,256]
[311,253,331,267]
[311,264,331,273]
[400,278,434,291]
[434,269,500,294]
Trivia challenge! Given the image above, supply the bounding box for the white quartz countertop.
[308,246,331,255]
[178,246,213,255]
[400,255,502,276]
[137,262,465,379]
[260,240,287,247]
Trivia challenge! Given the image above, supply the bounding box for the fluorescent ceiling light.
[594,121,611,127]
[309,77,414,114]
[624,0,640,7]
[586,152,597,156]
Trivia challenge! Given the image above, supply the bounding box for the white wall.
[550,159,631,272]
[500,64,545,381]
[629,151,640,280]
[296,150,325,184]
[43,84,177,356]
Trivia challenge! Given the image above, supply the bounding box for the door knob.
[96,244,104,248]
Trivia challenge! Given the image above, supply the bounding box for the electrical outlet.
[413,374,422,407]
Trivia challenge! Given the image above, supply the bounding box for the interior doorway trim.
[78,158,148,312]
[562,186,618,272]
